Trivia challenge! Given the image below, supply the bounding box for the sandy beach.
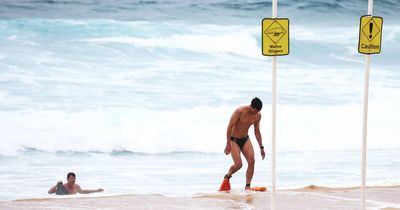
[1,185,399,210]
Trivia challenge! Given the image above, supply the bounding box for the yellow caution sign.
[358,15,383,54]
[262,18,289,56]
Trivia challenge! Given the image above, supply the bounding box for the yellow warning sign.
[262,18,289,56]
[358,15,383,54]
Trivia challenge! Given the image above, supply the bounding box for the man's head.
[67,172,76,184]
[250,97,262,113]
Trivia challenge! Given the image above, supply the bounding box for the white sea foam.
[1,88,399,156]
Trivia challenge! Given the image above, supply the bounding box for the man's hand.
[224,144,231,155]
[97,188,104,192]
[261,149,265,160]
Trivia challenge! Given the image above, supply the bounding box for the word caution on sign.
[358,15,383,54]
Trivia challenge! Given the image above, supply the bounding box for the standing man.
[220,97,265,190]
[48,172,104,195]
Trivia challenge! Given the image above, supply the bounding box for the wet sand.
[1,185,399,210]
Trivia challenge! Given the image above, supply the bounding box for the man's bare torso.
[231,106,261,137]
[64,184,81,194]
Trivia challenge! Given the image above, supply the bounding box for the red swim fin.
[219,178,231,191]
[249,186,267,192]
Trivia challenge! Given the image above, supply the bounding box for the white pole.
[271,1,277,210]
[272,0,278,17]
[271,57,276,210]
[361,55,370,210]
[361,1,373,210]
[368,0,374,15]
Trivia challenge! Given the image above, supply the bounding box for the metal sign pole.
[271,1,277,210]
[361,55,370,210]
[271,56,276,210]
[361,0,373,209]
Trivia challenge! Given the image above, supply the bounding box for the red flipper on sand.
[249,186,267,192]
[219,178,231,191]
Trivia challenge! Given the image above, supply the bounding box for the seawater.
[1,149,400,202]
[0,0,399,201]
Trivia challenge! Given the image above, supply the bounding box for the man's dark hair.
[67,172,76,179]
[250,97,263,111]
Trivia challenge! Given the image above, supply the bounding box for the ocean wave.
[11,147,218,157]
[3,18,399,60]
[77,33,260,58]
[1,97,400,156]
[297,1,344,12]
[1,18,399,112]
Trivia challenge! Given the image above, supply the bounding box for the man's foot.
[245,183,251,190]
[219,174,232,191]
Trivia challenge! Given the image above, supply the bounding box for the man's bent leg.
[242,139,255,189]
[227,141,243,177]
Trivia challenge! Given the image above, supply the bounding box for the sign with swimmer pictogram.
[358,15,383,54]
[262,18,289,56]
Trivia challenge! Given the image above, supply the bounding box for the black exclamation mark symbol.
[369,22,373,39]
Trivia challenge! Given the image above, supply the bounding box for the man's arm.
[48,181,61,194]
[225,110,240,155]
[77,185,104,194]
[254,114,265,160]
[48,185,56,194]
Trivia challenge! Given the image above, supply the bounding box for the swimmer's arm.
[226,110,240,144]
[77,185,104,194]
[254,115,262,146]
[48,186,56,194]
[48,183,58,194]
[254,115,265,160]
[224,110,240,155]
